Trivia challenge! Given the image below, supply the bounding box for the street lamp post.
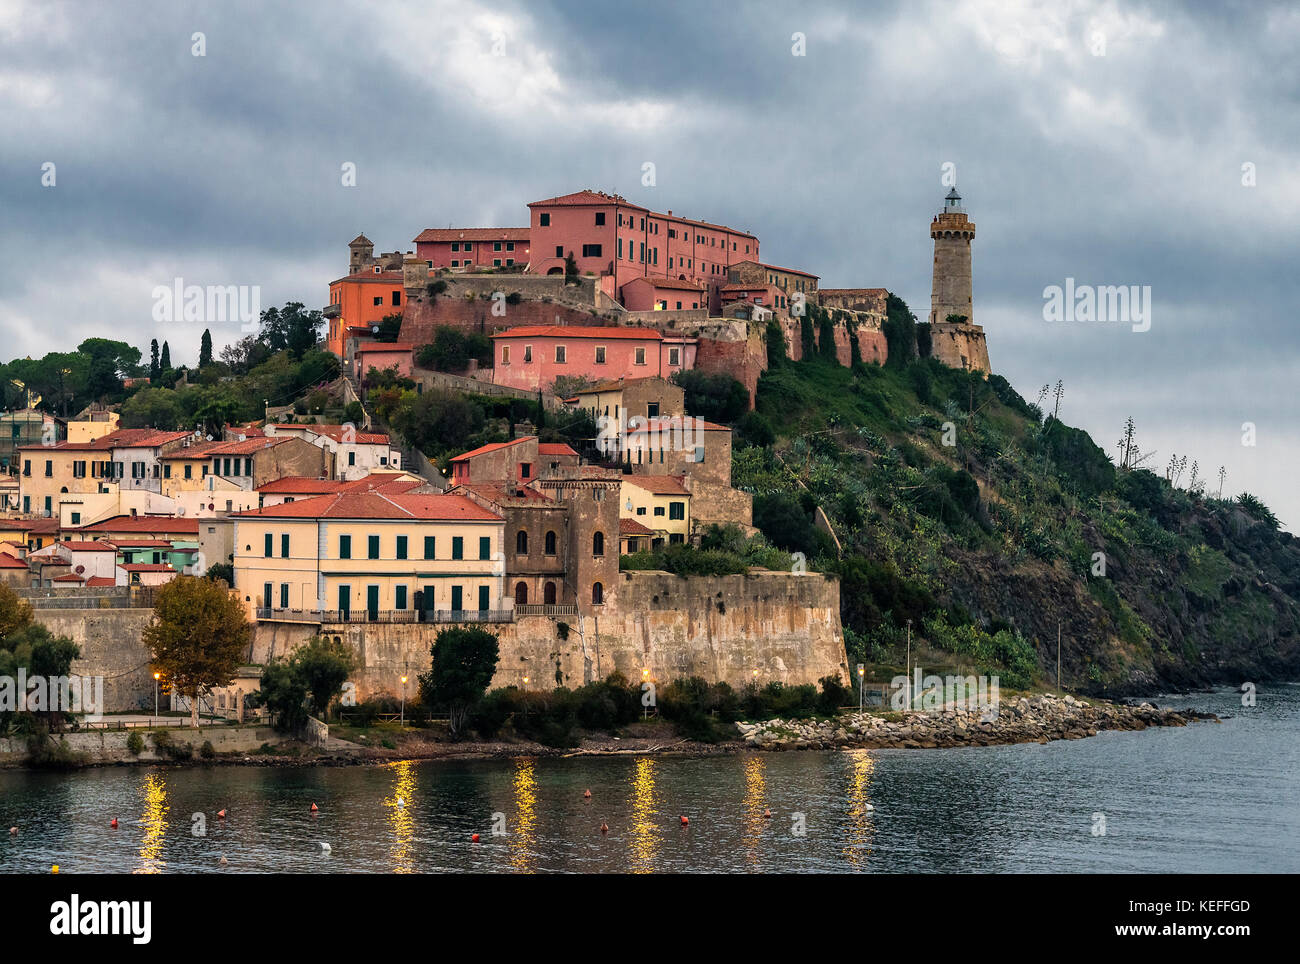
[857,664,865,714]
[153,672,160,725]
[400,675,407,727]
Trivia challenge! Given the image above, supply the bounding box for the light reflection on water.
[0,687,1296,873]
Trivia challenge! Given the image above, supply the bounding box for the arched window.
[544,530,557,555]
[514,581,528,605]
[544,581,557,605]
[592,531,604,556]
[592,582,604,605]
[516,529,528,554]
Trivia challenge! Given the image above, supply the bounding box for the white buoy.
[319,842,331,854]
[396,798,405,808]
[218,854,228,866]
[865,803,875,812]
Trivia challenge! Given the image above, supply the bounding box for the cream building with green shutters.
[232,489,506,623]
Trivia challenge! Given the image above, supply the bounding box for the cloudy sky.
[2,0,1296,528]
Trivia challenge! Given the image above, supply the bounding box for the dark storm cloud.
[1,0,1295,523]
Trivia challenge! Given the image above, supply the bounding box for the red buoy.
[600,822,609,834]
[583,789,591,799]
[217,809,226,819]
[680,815,689,826]
[110,817,118,828]
[310,803,318,812]
[471,833,481,843]
[764,809,772,819]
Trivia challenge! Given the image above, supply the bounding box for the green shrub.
[126,731,145,756]
[200,740,216,760]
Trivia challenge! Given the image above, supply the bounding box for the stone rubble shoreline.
[736,694,1218,750]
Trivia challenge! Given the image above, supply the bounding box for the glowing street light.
[400,675,407,727]
[153,672,160,725]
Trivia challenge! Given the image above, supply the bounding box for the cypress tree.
[150,339,160,381]
[199,329,213,368]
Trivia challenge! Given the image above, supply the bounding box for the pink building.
[412,228,531,270]
[490,325,696,393]
[621,276,707,312]
[353,341,416,381]
[525,190,759,309]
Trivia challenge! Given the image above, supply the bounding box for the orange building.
[325,266,406,357]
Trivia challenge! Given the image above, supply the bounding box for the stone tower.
[348,234,375,275]
[928,189,990,373]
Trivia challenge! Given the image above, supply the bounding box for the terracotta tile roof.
[269,424,390,445]
[528,190,648,212]
[18,427,189,452]
[85,576,116,587]
[490,325,663,341]
[121,563,176,572]
[349,234,373,245]
[164,437,289,458]
[413,227,530,243]
[619,518,654,536]
[107,539,173,548]
[456,482,554,505]
[53,573,86,582]
[257,477,348,495]
[740,260,819,279]
[232,492,503,522]
[329,270,406,285]
[537,442,578,457]
[0,552,27,569]
[449,437,535,462]
[74,515,200,535]
[57,541,118,552]
[623,475,690,496]
[626,276,707,292]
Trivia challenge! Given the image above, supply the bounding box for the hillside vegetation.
[735,300,1300,695]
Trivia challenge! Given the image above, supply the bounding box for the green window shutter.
[281,533,289,558]
[339,535,351,559]
[396,536,408,560]
[424,536,435,559]
[479,536,491,560]
[368,535,380,559]
[264,533,272,557]
[452,537,463,560]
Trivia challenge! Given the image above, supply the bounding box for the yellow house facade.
[231,490,507,623]
[619,476,691,546]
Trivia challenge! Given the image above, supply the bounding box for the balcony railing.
[256,607,514,625]
[515,604,578,617]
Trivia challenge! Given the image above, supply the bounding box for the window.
[424,536,436,559]
[636,506,647,516]
[501,346,510,365]
[669,501,685,520]
[396,535,408,560]
[368,535,380,560]
[71,512,80,525]
[392,290,401,306]
[73,460,86,478]
[669,348,680,366]
[520,462,531,479]
[184,464,192,480]
[452,536,463,560]
[595,212,605,225]
[539,213,550,226]
[582,244,602,258]
[592,531,604,556]
[451,260,459,267]
[555,345,566,364]
[670,533,685,545]
[524,345,532,363]
[634,347,646,365]
[653,506,665,517]
[339,535,352,559]
[592,582,603,605]
[544,530,557,555]
[451,242,460,252]
[264,582,272,607]
[373,296,383,306]
[494,242,502,252]
[264,533,273,557]
[395,585,408,610]
[280,584,289,609]
[493,259,501,267]
[555,245,563,257]
[593,345,607,365]
[506,242,514,251]
[281,533,290,558]
[516,530,528,554]
[348,452,356,466]
[463,243,472,252]
[479,536,491,560]
[22,460,29,477]
[44,460,52,477]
